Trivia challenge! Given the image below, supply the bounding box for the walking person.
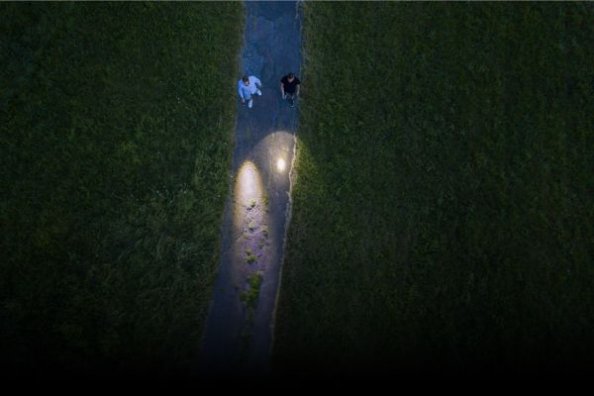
[280,72,300,108]
[237,74,263,109]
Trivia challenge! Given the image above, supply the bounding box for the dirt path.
[199,1,302,377]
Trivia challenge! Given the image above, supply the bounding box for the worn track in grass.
[199,1,302,377]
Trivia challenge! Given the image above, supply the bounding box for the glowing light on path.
[234,161,265,229]
[236,161,262,206]
[276,158,286,173]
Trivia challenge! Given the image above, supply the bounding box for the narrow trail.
[199,1,302,377]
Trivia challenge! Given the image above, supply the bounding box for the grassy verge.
[274,2,593,378]
[0,2,242,377]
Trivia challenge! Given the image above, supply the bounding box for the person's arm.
[280,81,286,98]
[253,76,262,89]
[295,82,300,97]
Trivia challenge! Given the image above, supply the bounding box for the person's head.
[242,75,249,85]
[287,72,295,82]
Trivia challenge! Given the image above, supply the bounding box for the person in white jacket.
[237,75,263,109]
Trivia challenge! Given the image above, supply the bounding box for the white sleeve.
[252,76,262,87]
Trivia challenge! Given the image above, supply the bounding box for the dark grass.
[273,2,594,379]
[0,2,242,378]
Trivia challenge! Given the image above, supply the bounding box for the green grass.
[274,2,594,377]
[240,272,263,309]
[246,249,257,265]
[0,2,243,377]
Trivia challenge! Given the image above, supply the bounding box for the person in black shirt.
[280,72,301,107]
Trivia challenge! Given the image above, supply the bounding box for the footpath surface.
[199,1,302,376]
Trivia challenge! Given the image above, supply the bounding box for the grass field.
[273,2,594,378]
[1,2,242,377]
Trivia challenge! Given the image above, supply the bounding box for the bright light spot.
[276,158,286,172]
[234,161,265,230]
[236,161,264,207]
